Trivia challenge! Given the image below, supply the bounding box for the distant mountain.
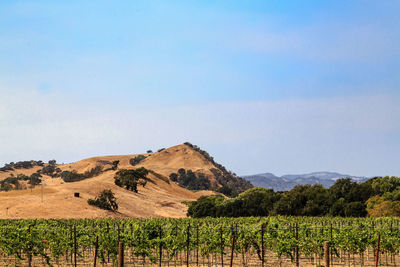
[242,171,369,192]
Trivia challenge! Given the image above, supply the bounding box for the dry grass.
[0,145,217,219]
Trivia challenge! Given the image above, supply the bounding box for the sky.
[1,0,399,177]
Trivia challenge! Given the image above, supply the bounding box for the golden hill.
[0,144,251,219]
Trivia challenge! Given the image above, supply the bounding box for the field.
[1,217,400,266]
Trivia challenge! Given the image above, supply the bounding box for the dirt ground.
[0,248,397,266]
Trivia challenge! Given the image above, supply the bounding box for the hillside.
[243,171,368,191]
[0,144,250,219]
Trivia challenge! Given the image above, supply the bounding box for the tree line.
[187,176,400,218]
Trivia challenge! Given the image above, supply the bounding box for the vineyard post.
[186,223,190,267]
[324,241,329,267]
[295,222,299,267]
[230,225,236,267]
[94,235,98,267]
[70,225,73,264]
[106,223,110,263]
[74,226,77,267]
[261,223,265,267]
[219,225,224,267]
[118,241,124,267]
[375,234,381,267]
[330,223,333,265]
[196,224,199,266]
[28,225,32,267]
[159,226,162,267]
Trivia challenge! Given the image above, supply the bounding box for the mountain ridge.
[243,171,368,191]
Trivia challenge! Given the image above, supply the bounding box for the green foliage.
[60,166,103,183]
[0,164,13,172]
[1,216,400,266]
[0,172,42,191]
[27,172,42,186]
[169,173,178,182]
[84,166,103,177]
[87,189,118,211]
[169,169,211,191]
[187,195,224,217]
[41,164,56,177]
[344,201,367,217]
[0,160,45,172]
[60,171,86,182]
[114,168,150,193]
[129,155,147,166]
[187,177,400,218]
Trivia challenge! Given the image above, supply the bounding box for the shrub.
[60,171,86,182]
[111,160,119,170]
[169,173,178,182]
[88,189,118,211]
[129,155,146,166]
[84,166,103,178]
[60,166,103,182]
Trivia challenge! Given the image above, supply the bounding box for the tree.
[344,202,367,217]
[28,173,42,186]
[88,189,118,211]
[187,196,224,217]
[114,168,149,193]
[237,187,278,216]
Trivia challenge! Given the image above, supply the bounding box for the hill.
[243,171,368,191]
[0,144,251,219]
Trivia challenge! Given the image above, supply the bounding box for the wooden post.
[324,241,329,267]
[375,234,381,267]
[295,223,299,267]
[159,226,162,267]
[28,225,32,267]
[187,223,190,267]
[196,225,199,266]
[330,223,333,265]
[118,241,124,267]
[230,227,236,267]
[220,226,224,267]
[261,223,265,267]
[74,226,77,267]
[93,235,98,267]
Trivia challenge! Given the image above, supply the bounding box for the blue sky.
[1,1,399,177]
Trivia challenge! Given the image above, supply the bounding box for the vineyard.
[0,217,400,266]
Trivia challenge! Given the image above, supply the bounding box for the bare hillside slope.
[0,144,249,219]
